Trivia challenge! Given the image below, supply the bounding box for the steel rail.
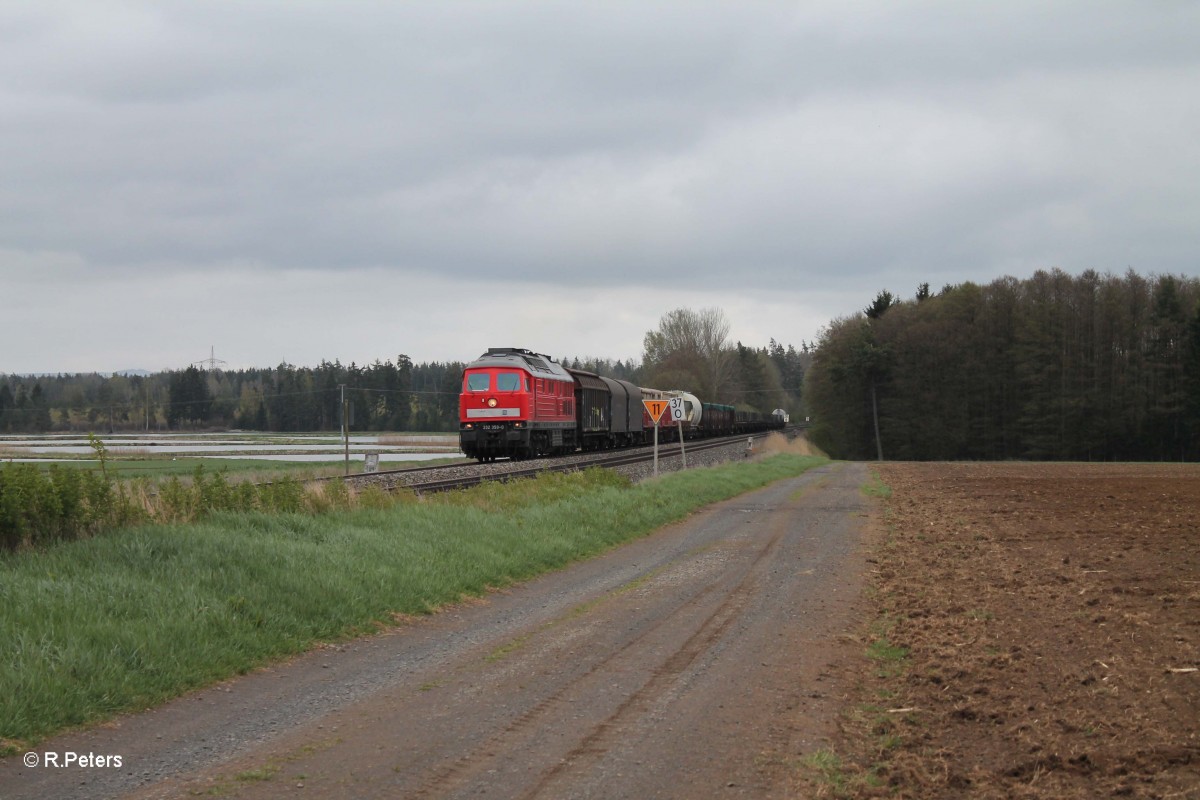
[396,430,786,495]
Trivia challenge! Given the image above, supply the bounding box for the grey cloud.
[2,3,1198,296]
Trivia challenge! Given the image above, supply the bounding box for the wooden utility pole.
[871,381,883,461]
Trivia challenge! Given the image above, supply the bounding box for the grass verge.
[1,454,825,750]
[860,469,891,499]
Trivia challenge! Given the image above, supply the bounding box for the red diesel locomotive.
[458,348,578,460]
[458,347,785,461]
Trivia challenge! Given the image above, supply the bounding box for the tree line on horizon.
[0,360,465,434]
[0,325,809,435]
[7,269,1198,462]
[805,268,1200,461]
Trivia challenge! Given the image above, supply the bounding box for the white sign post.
[642,399,669,477]
[669,396,688,470]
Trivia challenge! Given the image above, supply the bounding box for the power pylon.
[193,346,228,372]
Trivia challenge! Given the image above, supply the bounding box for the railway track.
[342,428,794,495]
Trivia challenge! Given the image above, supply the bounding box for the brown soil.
[819,463,1200,799]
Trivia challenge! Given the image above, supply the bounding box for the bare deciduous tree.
[642,307,735,401]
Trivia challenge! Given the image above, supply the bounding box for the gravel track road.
[4,461,869,800]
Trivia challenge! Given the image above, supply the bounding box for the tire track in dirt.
[403,503,791,799]
[388,463,868,800]
[403,571,741,798]
[517,508,789,799]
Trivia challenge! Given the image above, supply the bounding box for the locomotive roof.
[465,348,573,380]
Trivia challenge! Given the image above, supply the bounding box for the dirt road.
[4,461,869,799]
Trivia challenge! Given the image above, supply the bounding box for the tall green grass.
[0,455,825,749]
[0,461,353,550]
[0,463,143,550]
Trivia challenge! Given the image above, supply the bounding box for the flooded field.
[0,432,464,467]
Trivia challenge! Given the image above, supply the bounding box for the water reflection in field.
[5,444,457,455]
[0,432,464,463]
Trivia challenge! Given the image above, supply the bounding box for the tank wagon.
[458,347,786,461]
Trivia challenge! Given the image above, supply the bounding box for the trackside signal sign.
[642,399,669,425]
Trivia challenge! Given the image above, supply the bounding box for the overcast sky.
[3,1,1198,375]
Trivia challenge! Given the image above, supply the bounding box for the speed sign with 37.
[668,396,685,423]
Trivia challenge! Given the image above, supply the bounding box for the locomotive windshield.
[496,372,522,392]
[464,371,524,392]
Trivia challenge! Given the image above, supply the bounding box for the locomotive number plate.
[481,424,506,431]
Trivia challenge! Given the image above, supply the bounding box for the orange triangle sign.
[642,399,668,425]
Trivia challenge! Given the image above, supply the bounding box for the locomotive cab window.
[496,372,522,392]
[466,373,490,392]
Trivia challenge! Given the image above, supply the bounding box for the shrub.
[0,462,144,549]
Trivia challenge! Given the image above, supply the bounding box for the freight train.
[459,348,786,461]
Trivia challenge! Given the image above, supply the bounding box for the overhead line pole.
[341,384,349,476]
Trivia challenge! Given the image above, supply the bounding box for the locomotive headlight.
[487,397,498,408]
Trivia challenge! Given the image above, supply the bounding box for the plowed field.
[822,463,1200,799]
